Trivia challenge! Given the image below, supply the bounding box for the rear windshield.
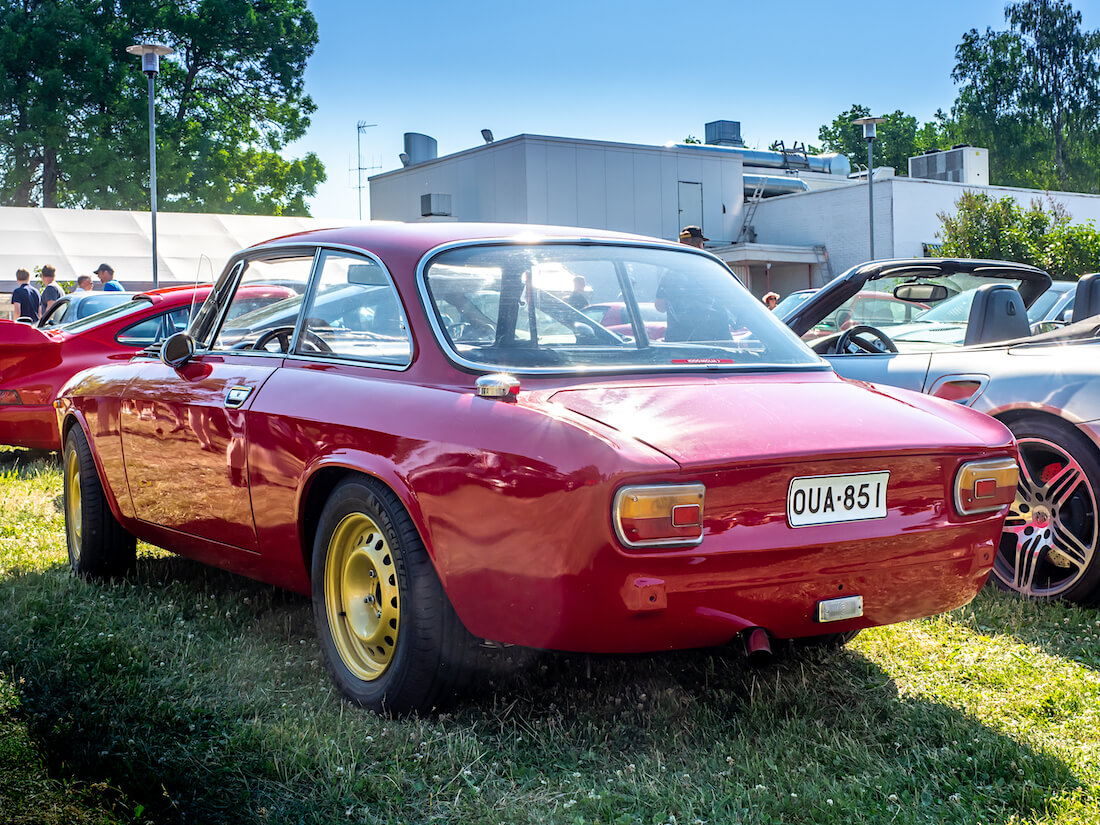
[422,243,823,373]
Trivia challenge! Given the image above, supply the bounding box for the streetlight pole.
[852,116,886,261]
[126,43,175,289]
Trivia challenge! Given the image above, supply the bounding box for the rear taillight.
[0,390,22,405]
[954,458,1018,515]
[614,483,705,548]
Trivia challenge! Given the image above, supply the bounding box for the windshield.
[800,273,1035,348]
[422,243,823,373]
[61,296,154,334]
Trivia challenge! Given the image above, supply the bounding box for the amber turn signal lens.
[614,483,705,548]
[954,458,1018,515]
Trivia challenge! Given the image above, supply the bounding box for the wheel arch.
[297,459,433,585]
[993,408,1100,461]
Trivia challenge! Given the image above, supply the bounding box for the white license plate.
[787,471,889,528]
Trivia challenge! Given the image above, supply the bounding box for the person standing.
[40,264,64,311]
[566,275,589,309]
[654,227,731,342]
[73,275,93,293]
[95,263,124,291]
[12,268,40,321]
[678,225,708,249]
[763,291,780,310]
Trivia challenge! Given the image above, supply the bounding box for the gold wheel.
[65,445,82,553]
[324,512,401,681]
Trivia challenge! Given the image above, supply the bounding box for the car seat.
[1072,273,1100,321]
[964,283,1031,346]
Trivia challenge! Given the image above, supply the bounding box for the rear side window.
[116,307,192,347]
[298,251,412,366]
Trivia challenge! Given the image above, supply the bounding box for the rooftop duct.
[403,132,438,165]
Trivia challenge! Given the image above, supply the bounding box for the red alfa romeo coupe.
[56,224,1018,713]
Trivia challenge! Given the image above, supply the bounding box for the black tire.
[62,425,136,580]
[311,477,474,714]
[995,416,1100,605]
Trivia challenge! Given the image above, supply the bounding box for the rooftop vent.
[705,120,744,148]
[403,132,438,165]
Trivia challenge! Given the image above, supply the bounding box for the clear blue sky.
[290,0,1100,220]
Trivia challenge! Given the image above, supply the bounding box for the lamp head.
[852,116,887,141]
[126,43,175,77]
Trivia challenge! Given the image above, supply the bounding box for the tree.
[817,104,951,176]
[937,191,1100,280]
[952,0,1100,190]
[0,0,325,215]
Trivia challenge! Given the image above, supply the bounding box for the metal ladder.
[813,245,831,284]
[737,181,766,244]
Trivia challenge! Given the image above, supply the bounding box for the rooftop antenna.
[355,121,380,220]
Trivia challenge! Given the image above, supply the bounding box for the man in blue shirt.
[95,263,124,292]
[11,268,40,320]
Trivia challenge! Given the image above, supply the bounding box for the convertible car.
[781,259,1100,605]
[57,224,1018,713]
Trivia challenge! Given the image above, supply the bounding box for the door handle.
[224,386,253,408]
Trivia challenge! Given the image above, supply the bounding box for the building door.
[677,181,702,233]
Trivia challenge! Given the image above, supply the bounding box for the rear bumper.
[0,405,62,451]
[448,520,997,653]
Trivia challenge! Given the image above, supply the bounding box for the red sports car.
[1,286,213,451]
[56,223,1018,713]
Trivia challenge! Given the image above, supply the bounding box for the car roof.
[248,222,676,262]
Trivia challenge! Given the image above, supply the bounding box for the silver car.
[781,259,1100,605]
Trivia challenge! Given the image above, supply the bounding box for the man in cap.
[95,263,124,292]
[654,225,731,341]
[678,225,708,249]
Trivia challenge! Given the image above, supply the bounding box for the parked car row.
[5,224,1095,713]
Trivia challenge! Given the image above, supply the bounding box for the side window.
[41,301,68,327]
[208,255,315,352]
[117,307,192,347]
[299,252,412,366]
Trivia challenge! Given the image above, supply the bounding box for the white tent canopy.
[1,206,338,292]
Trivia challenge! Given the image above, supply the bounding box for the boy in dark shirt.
[40,264,64,312]
[11,268,40,321]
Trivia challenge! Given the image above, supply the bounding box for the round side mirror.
[160,331,195,368]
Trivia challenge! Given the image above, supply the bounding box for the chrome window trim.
[413,236,831,377]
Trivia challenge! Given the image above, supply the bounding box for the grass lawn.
[2,445,1099,824]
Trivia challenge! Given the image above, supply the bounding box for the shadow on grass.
[0,554,1082,825]
[0,446,59,477]
[956,585,1100,672]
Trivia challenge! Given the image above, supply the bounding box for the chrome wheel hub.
[998,437,1097,597]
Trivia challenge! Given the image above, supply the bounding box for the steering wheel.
[834,324,898,354]
[252,325,333,354]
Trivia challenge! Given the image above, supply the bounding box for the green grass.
[2,445,1100,824]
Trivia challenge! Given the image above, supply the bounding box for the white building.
[369,126,1100,301]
